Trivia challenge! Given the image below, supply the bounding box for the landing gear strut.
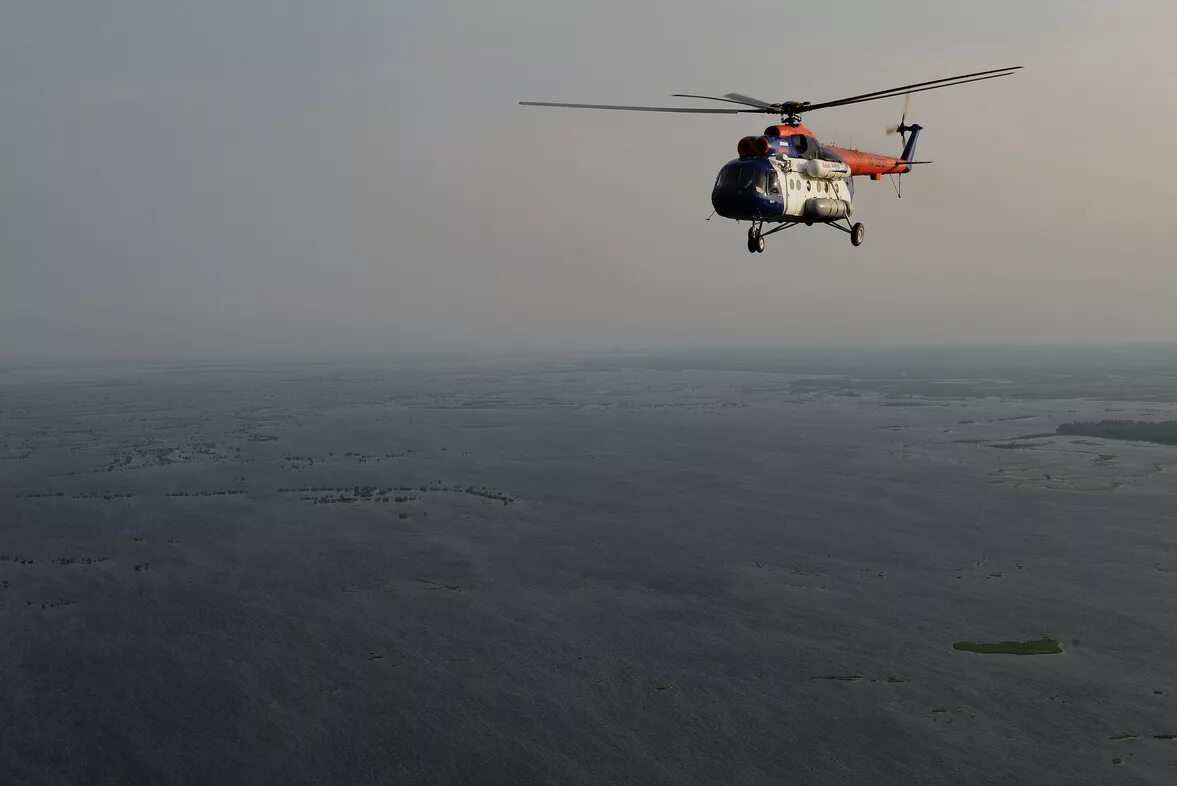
[743,219,861,251]
[746,222,799,252]
[825,218,866,247]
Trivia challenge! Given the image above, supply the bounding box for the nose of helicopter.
[710,160,782,220]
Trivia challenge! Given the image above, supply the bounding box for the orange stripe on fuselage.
[824,146,909,177]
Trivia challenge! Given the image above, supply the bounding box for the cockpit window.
[716,165,778,194]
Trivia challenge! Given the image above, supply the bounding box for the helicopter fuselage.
[711,122,919,225]
[711,155,856,224]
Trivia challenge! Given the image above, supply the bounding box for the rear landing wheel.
[850,222,865,247]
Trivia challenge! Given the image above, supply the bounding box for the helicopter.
[521,67,1020,252]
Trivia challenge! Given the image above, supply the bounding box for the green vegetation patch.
[810,675,863,682]
[1109,734,1138,740]
[1056,420,1177,446]
[952,638,1062,655]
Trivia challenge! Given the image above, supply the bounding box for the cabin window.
[767,173,780,195]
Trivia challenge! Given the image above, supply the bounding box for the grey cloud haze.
[2,1,1175,358]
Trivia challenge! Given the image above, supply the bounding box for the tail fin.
[900,124,923,163]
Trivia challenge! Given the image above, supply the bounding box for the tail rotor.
[884,92,920,198]
[885,92,913,143]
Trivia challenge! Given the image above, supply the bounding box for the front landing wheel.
[850,222,865,247]
[747,227,765,253]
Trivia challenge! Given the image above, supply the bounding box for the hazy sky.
[2,1,1175,358]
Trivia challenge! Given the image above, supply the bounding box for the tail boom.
[825,125,923,180]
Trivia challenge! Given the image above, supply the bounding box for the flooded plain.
[2,350,1176,784]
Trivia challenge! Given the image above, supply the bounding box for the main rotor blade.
[803,66,1021,112]
[722,92,777,109]
[808,71,1019,112]
[520,67,1021,121]
[671,93,772,109]
[518,101,756,114]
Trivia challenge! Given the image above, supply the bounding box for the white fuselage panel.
[772,157,853,221]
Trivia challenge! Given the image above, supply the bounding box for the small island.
[953,638,1062,655]
[1055,420,1177,446]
